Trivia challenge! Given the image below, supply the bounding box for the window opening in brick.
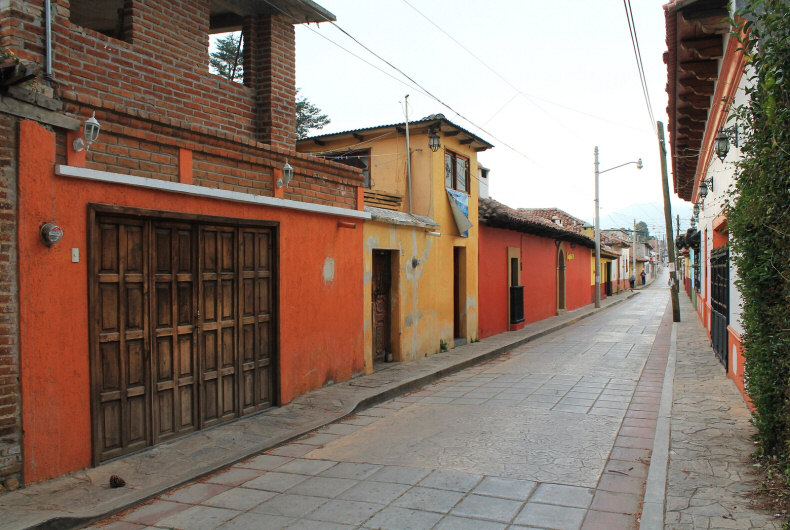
[70,0,129,41]
[209,31,244,83]
[444,150,469,193]
[321,149,371,188]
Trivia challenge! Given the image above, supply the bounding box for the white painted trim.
[55,165,371,220]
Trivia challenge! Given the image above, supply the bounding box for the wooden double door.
[90,212,277,463]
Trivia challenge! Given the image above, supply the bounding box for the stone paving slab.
[660,293,781,529]
[88,281,672,530]
[0,292,636,530]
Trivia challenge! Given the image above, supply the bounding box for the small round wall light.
[40,223,64,246]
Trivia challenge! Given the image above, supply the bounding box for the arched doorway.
[557,247,566,312]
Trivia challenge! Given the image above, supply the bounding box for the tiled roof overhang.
[479,198,595,249]
[299,114,494,153]
[664,0,730,201]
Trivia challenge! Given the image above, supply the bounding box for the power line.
[400,0,650,136]
[326,21,538,165]
[622,0,656,133]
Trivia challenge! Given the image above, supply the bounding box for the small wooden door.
[557,249,566,311]
[372,250,391,363]
[91,212,277,464]
[150,221,198,444]
[92,217,150,462]
[198,226,238,428]
[239,228,275,413]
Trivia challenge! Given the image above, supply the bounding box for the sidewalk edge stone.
[640,321,677,529]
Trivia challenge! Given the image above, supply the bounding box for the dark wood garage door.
[90,212,277,464]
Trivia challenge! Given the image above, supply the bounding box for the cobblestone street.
[93,286,670,530]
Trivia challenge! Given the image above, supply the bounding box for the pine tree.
[296,89,330,139]
[209,33,243,82]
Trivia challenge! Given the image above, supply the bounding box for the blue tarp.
[446,188,472,237]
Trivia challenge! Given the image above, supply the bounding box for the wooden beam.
[459,138,473,145]
[396,126,405,134]
[353,133,364,141]
[682,94,712,110]
[443,130,460,137]
[312,138,325,146]
[677,106,708,122]
[679,77,715,96]
[679,60,718,81]
[681,7,728,22]
[680,36,723,60]
[0,94,80,130]
[678,117,706,129]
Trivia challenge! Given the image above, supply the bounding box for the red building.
[478,198,595,339]
[0,0,367,486]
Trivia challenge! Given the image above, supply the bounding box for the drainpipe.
[44,0,53,80]
[404,94,413,214]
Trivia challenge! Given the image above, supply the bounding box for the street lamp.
[594,146,642,308]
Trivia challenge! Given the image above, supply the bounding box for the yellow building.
[297,114,493,372]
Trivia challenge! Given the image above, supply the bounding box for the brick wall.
[0,113,21,489]
[5,0,304,150]
[55,100,363,207]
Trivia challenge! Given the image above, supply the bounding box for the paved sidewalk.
[661,293,780,529]
[0,291,635,530]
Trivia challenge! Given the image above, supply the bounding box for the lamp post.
[594,146,642,308]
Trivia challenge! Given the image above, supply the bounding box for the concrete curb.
[12,291,639,530]
[640,320,677,528]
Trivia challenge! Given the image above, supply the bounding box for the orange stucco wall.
[726,326,750,407]
[18,121,364,483]
[478,225,593,339]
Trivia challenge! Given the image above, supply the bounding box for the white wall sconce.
[72,112,101,152]
[428,129,441,152]
[277,159,294,188]
[698,176,714,199]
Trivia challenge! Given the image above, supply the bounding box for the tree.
[209,33,243,83]
[728,0,790,467]
[296,89,330,139]
[635,221,650,239]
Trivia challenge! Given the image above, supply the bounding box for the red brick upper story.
[1,0,364,208]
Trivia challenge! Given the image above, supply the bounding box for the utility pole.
[631,219,636,285]
[404,95,413,214]
[594,146,601,308]
[658,121,680,322]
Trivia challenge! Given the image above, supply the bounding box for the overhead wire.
[622,0,657,133]
[323,21,538,165]
[400,0,650,137]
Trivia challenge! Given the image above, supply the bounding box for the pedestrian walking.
[641,269,646,285]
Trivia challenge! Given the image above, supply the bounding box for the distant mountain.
[601,201,694,236]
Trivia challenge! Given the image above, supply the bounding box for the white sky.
[292,0,693,238]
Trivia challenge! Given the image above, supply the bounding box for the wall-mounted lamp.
[425,230,441,237]
[698,176,714,199]
[690,216,696,228]
[714,125,739,161]
[40,222,64,246]
[411,257,420,268]
[72,112,101,152]
[428,129,441,152]
[277,159,294,188]
[693,202,700,217]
